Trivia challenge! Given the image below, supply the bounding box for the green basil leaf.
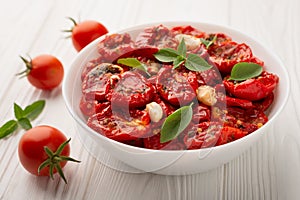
[173,56,185,69]
[160,103,193,143]
[117,58,150,75]
[153,48,180,62]
[117,57,142,68]
[0,120,18,139]
[185,54,212,71]
[23,100,46,121]
[177,39,187,57]
[229,62,263,81]
[14,103,24,120]
[200,34,217,49]
[200,38,210,47]
[18,118,32,130]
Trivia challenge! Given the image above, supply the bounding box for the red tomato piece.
[82,63,124,101]
[135,25,178,49]
[109,71,155,109]
[253,92,275,111]
[79,96,99,116]
[87,110,151,141]
[205,33,232,46]
[98,33,136,62]
[183,122,222,149]
[223,71,279,101]
[80,58,103,81]
[226,96,253,109]
[196,66,223,86]
[143,133,185,150]
[225,107,268,133]
[192,103,211,123]
[156,65,198,106]
[171,25,208,38]
[216,126,248,146]
[208,42,254,75]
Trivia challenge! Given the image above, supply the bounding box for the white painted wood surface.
[0,0,299,199]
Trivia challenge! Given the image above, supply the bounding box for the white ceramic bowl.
[63,22,290,175]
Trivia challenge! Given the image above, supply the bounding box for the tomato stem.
[17,56,33,78]
[38,138,80,184]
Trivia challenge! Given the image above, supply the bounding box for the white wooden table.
[0,0,299,199]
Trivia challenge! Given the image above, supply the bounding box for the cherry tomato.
[68,18,108,52]
[18,125,80,183]
[19,55,64,90]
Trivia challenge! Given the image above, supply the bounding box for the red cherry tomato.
[18,125,80,183]
[69,18,108,52]
[19,54,64,90]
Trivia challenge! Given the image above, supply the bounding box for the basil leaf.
[18,118,32,130]
[229,62,263,81]
[117,58,150,75]
[177,39,186,57]
[0,120,18,139]
[117,57,142,68]
[23,100,46,121]
[200,38,210,47]
[153,48,179,62]
[14,103,24,120]
[185,54,212,71]
[160,103,193,143]
[200,34,217,49]
[173,56,185,69]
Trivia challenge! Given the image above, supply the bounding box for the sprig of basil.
[0,100,45,139]
[154,39,212,72]
[160,103,193,143]
[117,58,150,76]
[229,62,263,81]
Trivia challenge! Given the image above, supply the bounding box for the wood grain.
[0,0,299,199]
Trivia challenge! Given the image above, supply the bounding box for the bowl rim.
[62,21,290,154]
